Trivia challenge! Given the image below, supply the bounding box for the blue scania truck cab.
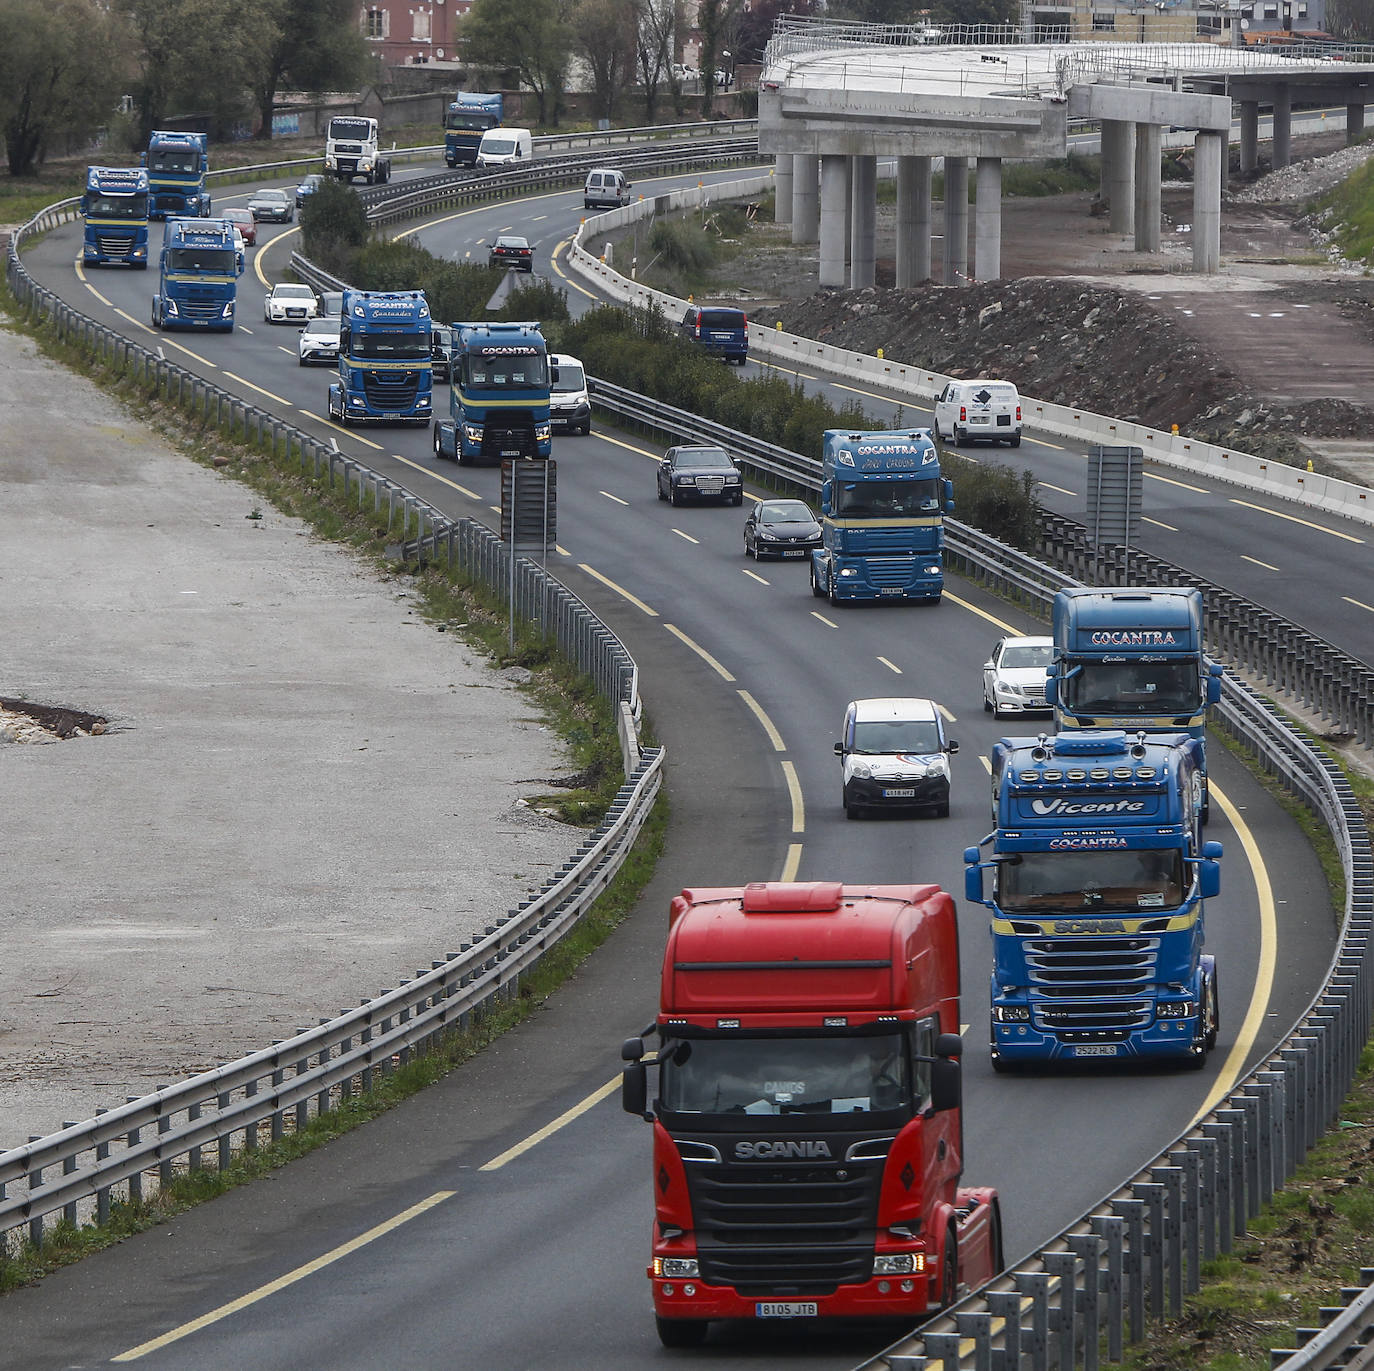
[81,166,150,268]
[966,729,1221,1072]
[810,429,952,604]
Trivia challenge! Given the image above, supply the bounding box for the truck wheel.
[432,424,443,459]
[828,573,841,607]
[940,1229,959,1308]
[1204,969,1219,1051]
[655,1317,708,1349]
[811,564,826,598]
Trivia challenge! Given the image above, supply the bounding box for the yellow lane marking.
[1343,595,1374,614]
[672,528,700,545]
[111,1191,455,1361]
[76,265,115,308]
[664,623,735,681]
[1191,781,1276,1125]
[550,238,598,301]
[779,843,803,882]
[810,611,838,628]
[1229,497,1365,544]
[755,359,820,382]
[941,589,1019,635]
[253,225,301,286]
[221,373,289,406]
[1242,554,1280,572]
[835,380,933,407]
[1143,516,1178,532]
[1038,481,1076,498]
[978,754,992,774]
[743,568,770,585]
[738,691,786,752]
[781,760,805,834]
[877,656,902,674]
[481,1075,620,1171]
[579,563,659,616]
[595,430,660,460]
[601,490,630,507]
[383,451,482,499]
[303,412,384,450]
[116,309,156,336]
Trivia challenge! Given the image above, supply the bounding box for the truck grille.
[178,294,226,321]
[1026,935,1160,1034]
[361,372,421,410]
[865,556,928,587]
[481,421,537,459]
[684,1158,882,1292]
[94,231,137,256]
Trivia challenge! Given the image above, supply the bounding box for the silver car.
[982,636,1053,719]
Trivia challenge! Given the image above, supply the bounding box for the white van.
[549,353,591,435]
[933,379,1022,448]
[583,168,631,210]
[475,127,533,168]
[834,696,958,819]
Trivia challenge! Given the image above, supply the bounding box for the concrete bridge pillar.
[774,154,793,226]
[1193,131,1223,274]
[1101,118,1136,236]
[850,155,877,288]
[974,156,1002,283]
[1272,85,1292,169]
[819,154,849,287]
[792,154,819,245]
[1133,123,1162,254]
[943,157,969,286]
[1347,102,1366,144]
[895,155,933,287]
[1240,101,1259,174]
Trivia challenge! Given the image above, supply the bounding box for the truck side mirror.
[1206,661,1223,705]
[622,1062,649,1119]
[1044,664,1059,708]
[819,481,832,516]
[931,1057,960,1113]
[1198,859,1221,900]
[942,477,954,513]
[964,856,985,906]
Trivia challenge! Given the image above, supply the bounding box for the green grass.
[1315,153,1374,265]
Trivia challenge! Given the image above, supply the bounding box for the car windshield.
[256,192,287,206]
[1060,659,1202,716]
[833,477,942,518]
[224,210,249,223]
[483,138,518,156]
[552,362,585,392]
[658,1031,923,1118]
[759,501,814,525]
[851,719,941,754]
[675,449,731,469]
[496,238,529,250]
[1001,644,1053,670]
[275,285,313,300]
[996,848,1188,914]
[306,320,341,337]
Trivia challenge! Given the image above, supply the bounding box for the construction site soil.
[676,131,1374,481]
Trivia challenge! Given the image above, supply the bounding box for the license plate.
[756,1302,818,1319]
[1074,1044,1119,1057]
[878,588,904,596]
[382,413,402,420]
[782,550,805,558]
[501,448,520,456]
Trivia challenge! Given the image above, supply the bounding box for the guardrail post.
[1067,1233,1103,1371]
[987,1289,1025,1371]
[956,1312,995,1371]
[1150,1166,1184,1316]
[62,1130,79,1228]
[125,1104,142,1206]
[316,1022,331,1117]
[94,1108,112,1226]
[271,1046,286,1144]
[1211,1109,1248,1239]
[922,1331,966,1371]
[1168,1147,1202,1292]
[1043,1251,1078,1369]
[244,1077,259,1154]
[217,1089,232,1171]
[158,1105,174,1187]
[28,1140,44,1247]
[1116,1198,1146,1343]
[1014,1272,1052,1371]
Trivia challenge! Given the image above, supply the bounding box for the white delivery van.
[549,353,591,435]
[933,379,1022,448]
[583,168,631,210]
[475,127,533,168]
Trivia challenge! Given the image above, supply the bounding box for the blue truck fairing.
[1047,587,1223,818]
[142,131,210,219]
[150,218,241,331]
[327,290,433,427]
[81,166,150,268]
[966,729,1221,1070]
[810,429,952,604]
[445,93,503,167]
[432,321,551,464]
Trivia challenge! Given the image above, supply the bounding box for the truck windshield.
[86,193,148,219]
[348,334,432,361]
[832,476,941,518]
[659,1032,922,1117]
[166,247,236,273]
[1061,659,1200,715]
[851,719,941,754]
[147,152,198,174]
[329,119,372,140]
[465,355,549,389]
[447,111,498,131]
[997,848,1187,914]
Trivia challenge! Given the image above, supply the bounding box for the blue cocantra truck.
[966,729,1222,1071]
[150,218,242,332]
[141,131,210,219]
[1046,588,1224,820]
[326,289,433,427]
[432,322,552,464]
[809,429,952,604]
[81,166,150,269]
[444,93,503,167]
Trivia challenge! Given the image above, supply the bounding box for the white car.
[933,379,1022,448]
[982,636,1054,719]
[834,697,957,820]
[298,315,342,366]
[263,282,318,324]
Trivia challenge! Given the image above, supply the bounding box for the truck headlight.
[417,396,430,409]
[994,1005,1031,1022]
[221,302,234,319]
[164,299,179,316]
[654,1257,699,1278]
[535,422,551,442]
[1157,1000,1192,1018]
[874,1253,918,1275]
[463,424,484,443]
[838,566,858,578]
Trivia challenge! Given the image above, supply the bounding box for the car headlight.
[654,1257,699,1278]
[758,530,779,542]
[677,476,696,486]
[851,762,873,780]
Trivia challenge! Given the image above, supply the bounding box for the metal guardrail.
[1270,1269,1374,1371]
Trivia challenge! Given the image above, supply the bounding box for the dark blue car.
[295,174,325,208]
[678,304,748,364]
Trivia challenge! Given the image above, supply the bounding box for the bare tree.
[638,0,677,122]
[573,0,641,123]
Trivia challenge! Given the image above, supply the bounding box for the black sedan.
[248,188,294,223]
[656,445,743,506]
[488,234,533,272]
[743,498,822,559]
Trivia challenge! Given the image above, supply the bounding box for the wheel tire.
[746,540,755,559]
[580,421,591,436]
[670,487,681,507]
[656,483,667,502]
[956,429,968,447]
[656,1317,708,1349]
[940,1229,959,1309]
[432,425,443,458]
[983,692,993,714]
[934,798,950,819]
[1010,433,1022,448]
[844,792,863,820]
[732,493,743,506]
[811,565,826,599]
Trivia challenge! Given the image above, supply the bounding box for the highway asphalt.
[0,325,582,1150]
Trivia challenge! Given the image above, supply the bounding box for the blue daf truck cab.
[445,93,503,167]
[81,166,150,268]
[326,289,434,427]
[810,429,952,604]
[966,729,1222,1072]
